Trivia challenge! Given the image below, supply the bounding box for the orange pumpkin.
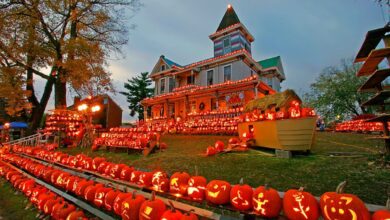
[283,187,319,220]
[206,180,231,205]
[139,192,166,220]
[138,172,153,187]
[84,183,104,202]
[130,170,142,184]
[66,210,87,220]
[206,146,217,156]
[214,141,225,152]
[104,188,120,211]
[120,166,134,181]
[320,181,370,220]
[187,176,207,201]
[152,171,169,192]
[113,192,132,216]
[170,172,190,196]
[372,197,390,220]
[230,178,253,211]
[252,185,282,218]
[94,186,111,207]
[180,211,199,220]
[121,192,146,220]
[161,201,183,220]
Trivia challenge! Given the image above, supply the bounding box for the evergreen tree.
[121,72,154,120]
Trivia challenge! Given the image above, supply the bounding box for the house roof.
[217,5,241,32]
[161,56,183,68]
[258,56,281,69]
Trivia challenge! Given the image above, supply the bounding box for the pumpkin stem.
[184,209,195,216]
[264,183,269,190]
[298,187,305,192]
[168,200,177,212]
[336,181,347,194]
[150,191,156,201]
[239,178,244,185]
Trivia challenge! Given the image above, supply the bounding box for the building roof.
[217,5,241,32]
[258,56,281,69]
[161,56,183,68]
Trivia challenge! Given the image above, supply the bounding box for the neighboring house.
[69,95,122,129]
[141,5,285,120]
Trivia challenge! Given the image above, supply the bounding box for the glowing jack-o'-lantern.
[122,192,146,220]
[138,172,153,187]
[152,171,169,192]
[230,178,253,211]
[206,180,231,205]
[206,146,217,156]
[252,185,282,218]
[169,172,190,196]
[320,181,370,220]
[372,197,390,220]
[187,176,207,201]
[283,187,319,220]
[161,201,183,220]
[139,192,166,220]
[214,141,225,152]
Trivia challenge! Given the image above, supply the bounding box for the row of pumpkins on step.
[10,146,390,220]
[0,153,198,220]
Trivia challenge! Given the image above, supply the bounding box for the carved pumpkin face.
[214,141,225,152]
[206,146,217,156]
[252,186,282,218]
[206,180,231,205]
[187,176,207,201]
[138,172,153,187]
[139,194,166,220]
[320,193,370,220]
[152,171,169,192]
[283,188,319,220]
[113,192,132,216]
[169,172,190,196]
[130,170,142,184]
[230,182,253,211]
[121,193,145,220]
[120,166,134,181]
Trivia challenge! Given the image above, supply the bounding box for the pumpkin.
[206,180,231,205]
[187,176,207,201]
[283,187,319,220]
[228,137,240,145]
[372,197,390,220]
[97,161,110,174]
[120,166,134,181]
[139,192,166,220]
[320,181,370,220]
[252,185,282,218]
[206,146,217,156]
[161,201,183,220]
[230,178,253,211]
[152,171,169,192]
[121,192,146,220]
[94,186,111,207]
[180,211,199,220]
[92,157,106,171]
[214,141,225,152]
[113,192,132,216]
[65,176,80,192]
[66,210,87,220]
[84,183,104,202]
[75,180,94,196]
[138,172,153,187]
[130,170,142,183]
[170,172,190,196]
[110,164,126,179]
[104,163,115,176]
[52,203,76,220]
[104,188,120,211]
[43,197,63,215]
[37,192,56,210]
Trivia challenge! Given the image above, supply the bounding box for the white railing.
[2,133,46,147]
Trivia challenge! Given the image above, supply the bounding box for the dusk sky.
[37,0,387,122]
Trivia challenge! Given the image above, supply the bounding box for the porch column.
[164,100,169,118]
[215,90,219,109]
[185,95,190,117]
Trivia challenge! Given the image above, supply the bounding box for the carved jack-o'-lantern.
[169,172,190,196]
[252,185,282,218]
[139,192,166,220]
[283,187,319,220]
[138,172,153,187]
[320,181,370,220]
[152,171,169,192]
[187,176,207,201]
[230,178,253,211]
[372,197,390,220]
[206,180,231,205]
[206,146,217,156]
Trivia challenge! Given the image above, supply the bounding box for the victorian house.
[141,5,286,120]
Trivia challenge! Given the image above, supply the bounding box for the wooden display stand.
[355,24,390,155]
[238,117,316,152]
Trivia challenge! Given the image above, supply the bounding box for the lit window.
[160,78,165,94]
[223,65,232,82]
[207,70,214,86]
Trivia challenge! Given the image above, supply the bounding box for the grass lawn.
[0,179,38,220]
[59,131,390,206]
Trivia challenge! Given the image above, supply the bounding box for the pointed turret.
[210,4,254,57]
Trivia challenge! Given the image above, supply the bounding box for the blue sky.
[37,0,388,122]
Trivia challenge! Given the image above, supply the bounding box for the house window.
[168,77,175,92]
[207,70,214,86]
[161,64,166,71]
[223,65,232,82]
[266,78,273,88]
[160,78,165,94]
[187,75,195,85]
[223,37,231,54]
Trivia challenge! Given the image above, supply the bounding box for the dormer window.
[160,78,165,94]
[223,37,231,54]
[161,64,166,71]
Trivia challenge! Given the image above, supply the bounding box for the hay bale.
[244,89,301,112]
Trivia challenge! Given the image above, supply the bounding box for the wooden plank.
[359,68,390,92]
[365,114,390,122]
[361,90,390,106]
[355,24,390,62]
[365,136,390,140]
[357,48,390,76]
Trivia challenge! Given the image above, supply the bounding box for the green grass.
[60,132,390,206]
[0,179,38,220]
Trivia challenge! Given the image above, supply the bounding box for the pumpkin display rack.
[44,109,83,138]
[5,145,388,220]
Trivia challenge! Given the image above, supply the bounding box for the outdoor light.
[91,105,101,113]
[77,103,88,111]
[227,4,232,9]
[4,122,10,129]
